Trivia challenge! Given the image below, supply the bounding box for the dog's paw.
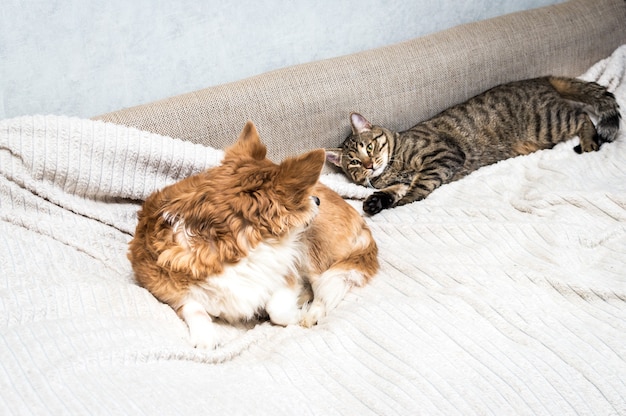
[181,302,220,349]
[267,287,301,326]
[299,301,325,328]
[189,325,219,349]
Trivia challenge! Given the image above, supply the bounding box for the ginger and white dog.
[128,121,378,348]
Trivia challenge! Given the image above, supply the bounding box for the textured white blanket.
[1,46,625,415]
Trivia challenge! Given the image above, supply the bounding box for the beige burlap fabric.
[94,0,626,163]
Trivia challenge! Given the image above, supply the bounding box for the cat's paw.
[364,191,394,215]
[575,140,599,154]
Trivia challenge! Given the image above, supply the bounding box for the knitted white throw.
[1,45,625,415]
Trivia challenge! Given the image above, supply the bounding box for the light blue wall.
[0,0,564,119]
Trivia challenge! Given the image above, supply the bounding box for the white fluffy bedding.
[1,46,625,415]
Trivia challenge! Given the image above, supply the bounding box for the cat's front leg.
[364,184,410,215]
[365,163,459,214]
[179,300,219,349]
[397,164,459,207]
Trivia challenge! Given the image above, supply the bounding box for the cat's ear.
[325,148,343,167]
[350,112,372,135]
[278,149,325,190]
[226,120,267,161]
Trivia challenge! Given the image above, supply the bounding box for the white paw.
[190,325,219,349]
[180,300,219,349]
[266,287,301,326]
[299,301,326,328]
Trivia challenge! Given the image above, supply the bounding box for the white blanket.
[1,46,625,415]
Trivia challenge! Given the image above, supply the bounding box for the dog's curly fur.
[128,121,379,348]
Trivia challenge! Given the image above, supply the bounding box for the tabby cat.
[327,76,620,215]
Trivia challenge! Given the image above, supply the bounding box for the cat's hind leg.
[573,112,600,153]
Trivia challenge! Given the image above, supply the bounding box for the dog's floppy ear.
[226,121,267,161]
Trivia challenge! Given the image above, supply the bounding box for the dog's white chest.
[188,236,304,323]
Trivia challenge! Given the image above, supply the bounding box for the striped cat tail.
[548,76,621,146]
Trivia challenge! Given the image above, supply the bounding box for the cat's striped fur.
[327,76,621,215]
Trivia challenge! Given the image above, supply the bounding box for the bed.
[1,0,625,414]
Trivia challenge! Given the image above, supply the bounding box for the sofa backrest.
[94,0,626,163]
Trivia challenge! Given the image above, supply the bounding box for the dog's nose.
[312,196,320,206]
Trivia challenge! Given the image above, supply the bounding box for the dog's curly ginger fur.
[128,121,378,348]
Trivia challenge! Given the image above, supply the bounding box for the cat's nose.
[363,159,373,169]
[312,196,320,206]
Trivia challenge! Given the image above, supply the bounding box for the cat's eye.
[366,144,373,153]
[350,159,361,166]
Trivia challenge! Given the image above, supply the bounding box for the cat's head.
[326,112,392,186]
